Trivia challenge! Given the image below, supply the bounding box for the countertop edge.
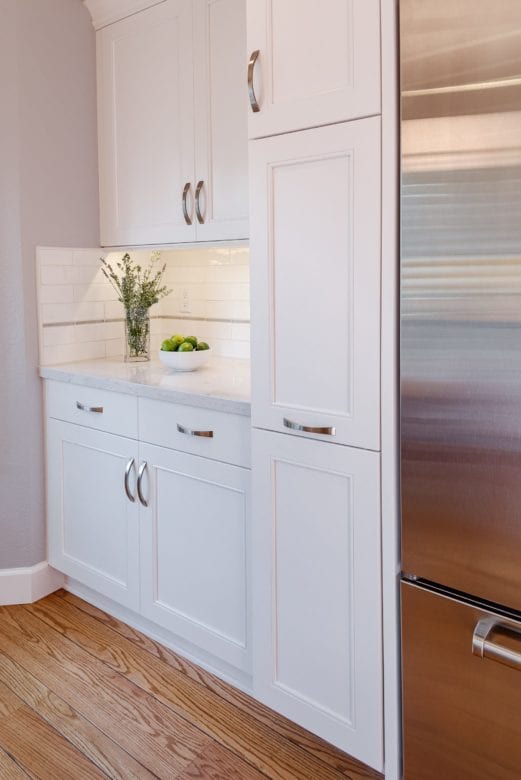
[39,366,252,417]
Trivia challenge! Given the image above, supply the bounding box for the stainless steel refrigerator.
[400,1,521,777]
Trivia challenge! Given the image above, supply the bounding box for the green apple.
[161,339,175,352]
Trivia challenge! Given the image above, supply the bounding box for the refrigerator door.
[400,0,521,610]
[402,582,521,779]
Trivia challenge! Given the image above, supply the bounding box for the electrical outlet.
[180,287,191,314]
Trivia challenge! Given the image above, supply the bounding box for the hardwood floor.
[0,591,383,779]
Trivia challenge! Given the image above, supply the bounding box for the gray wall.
[0,0,99,568]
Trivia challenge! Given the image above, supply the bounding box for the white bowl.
[159,347,211,372]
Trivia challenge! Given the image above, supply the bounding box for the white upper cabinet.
[250,117,381,451]
[97,0,196,246]
[193,0,249,240]
[252,429,383,770]
[246,0,381,138]
[97,0,248,247]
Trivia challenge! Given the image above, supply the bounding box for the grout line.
[161,315,250,325]
[43,316,250,329]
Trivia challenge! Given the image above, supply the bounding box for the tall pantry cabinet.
[248,0,384,771]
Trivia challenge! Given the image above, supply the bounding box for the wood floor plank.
[0,652,155,780]
[0,747,30,779]
[25,596,365,780]
[58,590,378,779]
[0,607,209,779]
[179,742,268,780]
[0,704,105,779]
[0,678,25,719]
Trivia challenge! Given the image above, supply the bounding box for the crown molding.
[83,0,166,30]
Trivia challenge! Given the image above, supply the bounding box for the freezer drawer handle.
[283,418,336,436]
[472,618,521,672]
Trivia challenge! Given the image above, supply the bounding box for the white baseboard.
[0,562,65,606]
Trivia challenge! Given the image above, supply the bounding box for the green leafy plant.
[100,251,170,310]
[101,252,171,360]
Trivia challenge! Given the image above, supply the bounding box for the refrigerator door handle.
[472,618,521,672]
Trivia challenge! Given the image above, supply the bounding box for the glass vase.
[125,307,151,362]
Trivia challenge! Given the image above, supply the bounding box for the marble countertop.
[40,356,251,415]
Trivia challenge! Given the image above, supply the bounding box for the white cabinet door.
[97,0,196,246]
[193,0,249,240]
[250,118,381,450]
[139,443,250,671]
[246,0,381,138]
[47,420,140,610]
[252,429,383,771]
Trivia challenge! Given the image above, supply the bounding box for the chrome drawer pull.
[137,461,148,507]
[177,423,213,439]
[124,458,136,503]
[182,181,193,225]
[248,49,260,112]
[195,180,205,224]
[472,618,521,672]
[283,418,336,436]
[76,401,103,414]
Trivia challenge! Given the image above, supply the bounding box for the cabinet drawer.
[45,381,138,439]
[139,398,251,467]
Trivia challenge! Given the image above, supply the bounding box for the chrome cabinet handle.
[472,618,521,672]
[248,50,260,112]
[177,423,213,439]
[137,461,148,507]
[195,180,205,224]
[124,458,136,503]
[182,182,193,225]
[76,401,103,414]
[283,418,336,436]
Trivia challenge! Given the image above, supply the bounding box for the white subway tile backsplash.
[75,302,105,322]
[43,325,76,347]
[231,323,251,342]
[38,248,73,266]
[73,284,119,303]
[205,283,249,302]
[104,301,125,320]
[73,249,106,266]
[39,285,74,304]
[42,341,106,366]
[105,338,125,358]
[41,303,77,324]
[205,265,249,284]
[40,266,78,285]
[37,245,250,365]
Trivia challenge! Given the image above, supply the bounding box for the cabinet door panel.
[139,443,250,671]
[247,0,381,138]
[194,0,249,240]
[47,420,140,609]
[252,429,383,770]
[250,119,381,449]
[98,0,195,246]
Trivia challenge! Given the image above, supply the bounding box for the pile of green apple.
[161,334,210,353]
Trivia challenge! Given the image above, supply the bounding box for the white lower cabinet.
[252,428,383,771]
[139,442,250,671]
[47,419,140,610]
[46,386,251,674]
